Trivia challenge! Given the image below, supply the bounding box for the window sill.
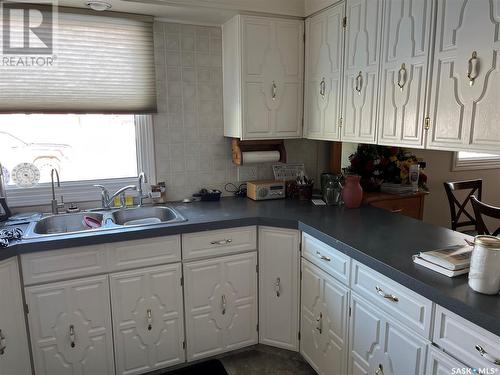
[6,177,139,208]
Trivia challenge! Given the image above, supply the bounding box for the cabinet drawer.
[301,233,350,285]
[182,226,257,260]
[351,260,433,338]
[370,196,422,219]
[21,244,107,285]
[433,305,500,371]
[108,235,181,272]
[426,346,467,375]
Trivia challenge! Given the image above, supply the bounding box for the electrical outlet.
[237,166,258,182]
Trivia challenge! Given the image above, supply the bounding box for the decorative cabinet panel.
[0,258,31,375]
[342,0,383,144]
[428,0,500,152]
[377,0,433,148]
[223,15,304,140]
[110,264,185,375]
[258,227,300,351]
[304,2,345,141]
[183,252,258,361]
[349,293,428,375]
[25,275,115,375]
[426,346,467,375]
[300,259,349,375]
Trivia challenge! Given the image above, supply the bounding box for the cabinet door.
[25,275,115,375]
[377,0,433,148]
[183,252,258,361]
[342,0,383,144]
[426,346,466,375]
[428,0,500,152]
[241,16,304,139]
[349,293,428,375]
[300,259,349,375]
[110,264,185,375]
[304,3,345,141]
[258,227,299,351]
[0,258,31,375]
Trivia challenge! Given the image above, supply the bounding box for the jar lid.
[474,235,500,249]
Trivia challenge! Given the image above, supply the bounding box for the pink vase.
[342,175,363,209]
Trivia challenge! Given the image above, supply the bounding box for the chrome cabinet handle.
[272,81,278,100]
[210,239,232,245]
[375,364,384,375]
[475,345,500,365]
[375,286,399,302]
[397,63,407,91]
[390,208,403,213]
[355,71,363,94]
[315,312,323,334]
[147,309,153,331]
[316,251,331,262]
[221,295,227,315]
[467,51,479,86]
[69,325,76,348]
[0,329,6,355]
[275,277,281,298]
[320,78,326,97]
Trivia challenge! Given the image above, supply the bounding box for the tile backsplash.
[153,21,329,201]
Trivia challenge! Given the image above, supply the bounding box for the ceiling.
[58,0,238,25]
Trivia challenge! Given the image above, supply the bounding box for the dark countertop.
[2,198,500,337]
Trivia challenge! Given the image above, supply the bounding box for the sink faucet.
[50,169,64,214]
[137,172,149,207]
[94,184,137,209]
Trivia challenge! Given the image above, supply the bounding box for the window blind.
[0,7,156,113]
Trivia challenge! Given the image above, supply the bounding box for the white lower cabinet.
[258,227,300,351]
[110,264,185,375]
[426,346,466,375]
[0,258,31,375]
[183,252,258,361]
[349,292,428,375]
[25,275,115,375]
[300,259,349,375]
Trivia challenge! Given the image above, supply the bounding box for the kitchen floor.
[219,345,317,375]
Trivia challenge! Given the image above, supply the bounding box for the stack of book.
[413,244,473,277]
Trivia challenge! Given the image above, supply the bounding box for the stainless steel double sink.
[24,206,186,239]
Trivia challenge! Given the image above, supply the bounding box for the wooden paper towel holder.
[231,138,287,165]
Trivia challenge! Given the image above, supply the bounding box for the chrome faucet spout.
[50,169,63,214]
[94,184,137,209]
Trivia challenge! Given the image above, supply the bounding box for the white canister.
[468,235,500,294]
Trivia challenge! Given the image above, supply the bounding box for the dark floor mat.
[163,359,228,375]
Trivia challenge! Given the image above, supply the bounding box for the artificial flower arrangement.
[346,144,428,192]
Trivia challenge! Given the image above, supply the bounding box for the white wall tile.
[153,21,329,201]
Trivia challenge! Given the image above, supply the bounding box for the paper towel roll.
[242,151,281,164]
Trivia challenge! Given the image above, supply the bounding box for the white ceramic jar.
[468,235,500,294]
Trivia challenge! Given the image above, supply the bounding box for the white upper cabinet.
[258,227,300,351]
[304,2,345,141]
[223,15,304,140]
[183,252,258,361]
[110,264,185,375]
[0,258,31,375]
[26,275,115,375]
[427,0,500,152]
[342,0,383,144]
[377,0,433,148]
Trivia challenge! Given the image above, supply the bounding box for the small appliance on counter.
[247,180,285,201]
[0,162,12,221]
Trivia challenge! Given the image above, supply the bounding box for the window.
[453,151,500,171]
[1,114,155,207]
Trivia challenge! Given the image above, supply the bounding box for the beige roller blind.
[0,6,156,113]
